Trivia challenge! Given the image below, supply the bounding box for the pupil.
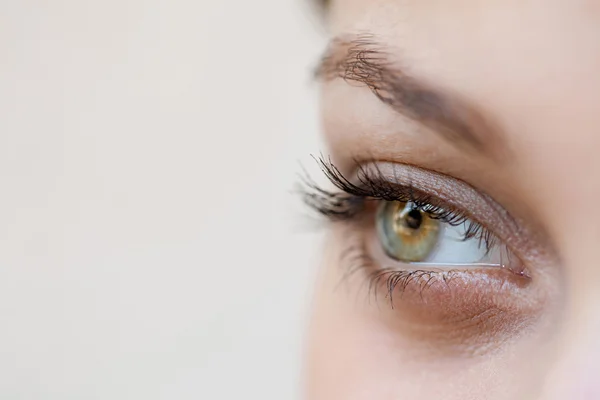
[405,209,423,230]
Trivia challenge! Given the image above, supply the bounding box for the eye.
[300,156,530,275]
[376,200,509,267]
[299,157,545,352]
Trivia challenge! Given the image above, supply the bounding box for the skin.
[306,1,600,399]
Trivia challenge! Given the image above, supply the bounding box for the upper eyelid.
[320,157,514,228]
[357,162,518,229]
[307,156,528,249]
[325,165,497,249]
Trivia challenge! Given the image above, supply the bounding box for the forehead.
[325,2,600,144]
[328,0,600,106]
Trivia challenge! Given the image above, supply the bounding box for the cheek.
[305,247,419,400]
[304,240,553,400]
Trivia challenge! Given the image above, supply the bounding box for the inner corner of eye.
[374,200,509,269]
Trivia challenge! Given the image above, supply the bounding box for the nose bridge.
[537,245,600,399]
[538,297,600,399]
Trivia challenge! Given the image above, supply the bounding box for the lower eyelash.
[369,269,457,306]
[336,233,458,303]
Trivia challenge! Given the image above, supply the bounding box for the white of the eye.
[423,222,503,266]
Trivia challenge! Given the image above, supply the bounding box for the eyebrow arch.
[315,33,506,157]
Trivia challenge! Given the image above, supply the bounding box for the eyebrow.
[315,33,505,157]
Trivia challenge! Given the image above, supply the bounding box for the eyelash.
[300,155,496,251]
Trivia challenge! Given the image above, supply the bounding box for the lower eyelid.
[333,224,544,354]
[364,257,532,306]
[361,264,541,355]
[339,222,532,299]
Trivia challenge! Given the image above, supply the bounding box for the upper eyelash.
[299,155,497,251]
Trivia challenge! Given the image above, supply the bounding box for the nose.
[537,262,600,400]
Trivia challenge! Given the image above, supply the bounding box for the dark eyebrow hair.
[315,33,506,157]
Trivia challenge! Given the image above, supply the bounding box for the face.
[304,1,600,399]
